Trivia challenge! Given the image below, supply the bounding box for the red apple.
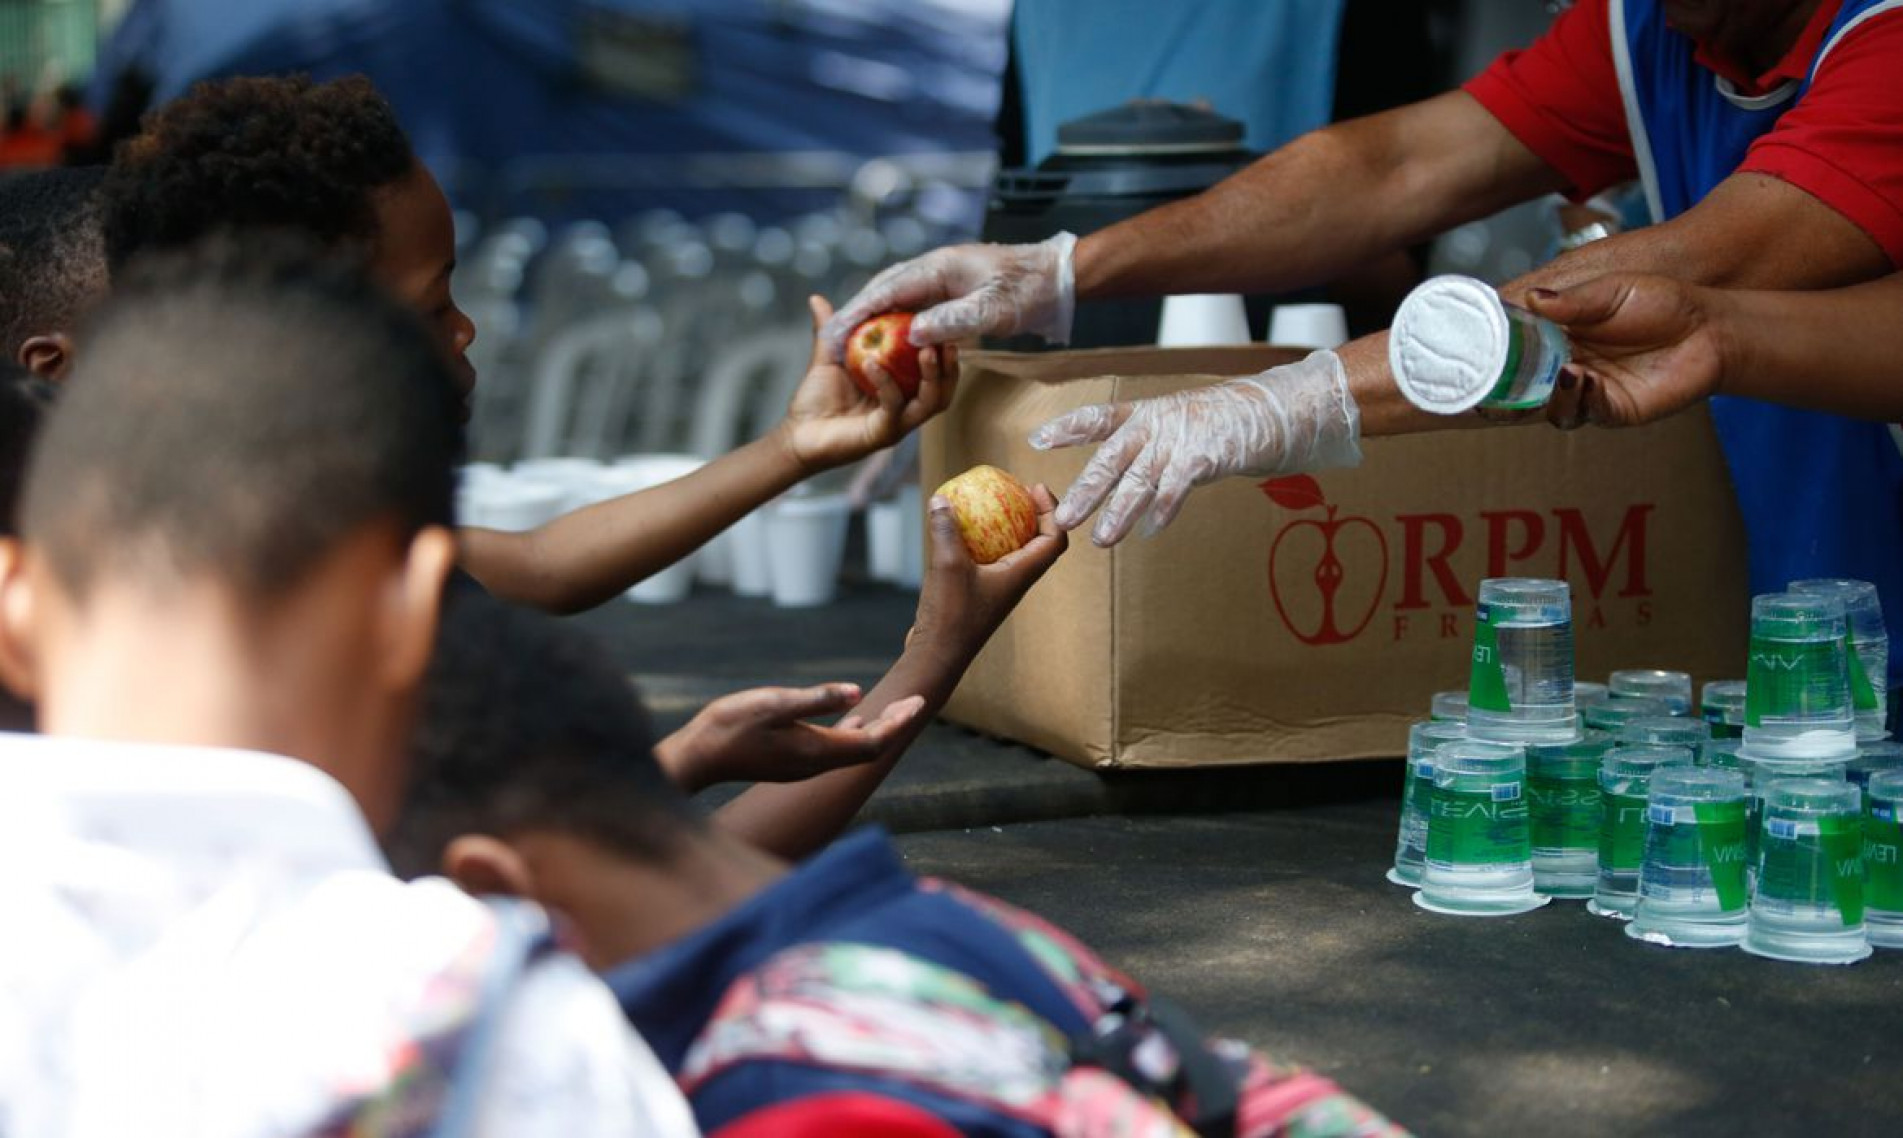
[934,464,1039,565]
[845,313,923,399]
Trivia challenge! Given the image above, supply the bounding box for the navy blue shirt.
[605,827,1093,1136]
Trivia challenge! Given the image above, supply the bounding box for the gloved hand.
[1029,349,1361,547]
[822,231,1078,359]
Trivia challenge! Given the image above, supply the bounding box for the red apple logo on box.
[1262,475,1388,646]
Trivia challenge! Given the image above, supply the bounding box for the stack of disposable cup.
[1582,696,1669,734]
[1863,770,1903,949]
[1389,720,1467,887]
[1850,741,1903,797]
[1741,592,1857,761]
[468,478,568,532]
[1527,728,1613,899]
[1266,304,1348,350]
[1701,680,1748,740]
[1789,578,1888,741]
[1573,681,1611,709]
[1590,745,1693,920]
[1415,739,1547,916]
[1466,578,1578,746]
[1743,778,1871,964]
[512,457,607,512]
[1608,669,1694,715]
[1627,767,1751,948]
[729,511,772,598]
[1157,294,1251,347]
[764,492,852,608]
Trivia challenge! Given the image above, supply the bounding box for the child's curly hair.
[102,74,415,273]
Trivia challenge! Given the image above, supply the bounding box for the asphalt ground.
[583,577,1903,1138]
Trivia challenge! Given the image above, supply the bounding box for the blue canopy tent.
[94,0,1009,223]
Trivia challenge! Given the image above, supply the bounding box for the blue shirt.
[1616,0,1903,685]
[605,828,1092,1137]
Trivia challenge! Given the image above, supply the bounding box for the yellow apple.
[934,464,1038,565]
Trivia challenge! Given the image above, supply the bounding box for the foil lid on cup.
[1389,274,1512,415]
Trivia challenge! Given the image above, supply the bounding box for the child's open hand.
[779,296,958,475]
[654,683,927,794]
[907,483,1067,661]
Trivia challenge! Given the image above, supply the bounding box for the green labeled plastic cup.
[1583,696,1670,734]
[1702,737,1746,772]
[1790,579,1888,741]
[1416,740,1547,916]
[1590,745,1692,920]
[1848,740,1903,798]
[1609,669,1693,716]
[1430,689,1469,724]
[1627,768,1750,948]
[1573,681,1611,709]
[1744,593,1855,759]
[1701,680,1747,739]
[1390,720,1467,887]
[1744,778,1871,965]
[1617,716,1707,752]
[1864,770,1903,950]
[1742,755,1848,894]
[1467,579,1576,745]
[1527,730,1612,898]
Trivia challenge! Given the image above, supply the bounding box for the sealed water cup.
[1390,720,1467,887]
[1701,680,1747,739]
[1849,740,1903,798]
[1527,730,1613,898]
[1591,746,1692,919]
[1390,274,1569,415]
[1744,778,1871,964]
[1742,755,1848,892]
[1416,740,1547,916]
[1617,716,1708,753]
[1790,578,1889,741]
[1627,768,1751,948]
[1863,770,1903,950]
[1743,593,1855,759]
[1583,695,1669,734]
[1702,737,1745,772]
[1573,681,1611,708]
[1467,579,1576,745]
[1430,689,1469,723]
[1609,669,1693,715]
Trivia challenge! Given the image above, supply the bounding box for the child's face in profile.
[368,163,478,421]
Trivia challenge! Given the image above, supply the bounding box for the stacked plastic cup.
[1743,592,1856,760]
[1744,779,1871,964]
[1790,578,1888,741]
[1431,690,1469,724]
[1416,740,1547,916]
[1574,681,1611,708]
[1701,680,1747,740]
[1848,740,1903,797]
[1703,737,1745,772]
[1591,745,1692,920]
[1609,669,1693,715]
[1864,770,1903,950]
[1527,729,1612,899]
[1467,579,1576,745]
[1617,716,1707,754]
[1627,768,1751,948]
[1743,755,1849,892]
[1390,720,1468,887]
[1583,696,1670,734]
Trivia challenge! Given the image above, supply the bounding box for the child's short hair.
[21,233,462,601]
[388,589,703,880]
[0,166,107,360]
[102,75,414,272]
[0,363,50,537]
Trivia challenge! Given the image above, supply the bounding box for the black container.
[981,101,1262,350]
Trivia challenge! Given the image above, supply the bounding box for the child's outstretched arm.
[459,297,958,614]
[710,485,1068,860]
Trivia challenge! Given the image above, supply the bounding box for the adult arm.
[1525,271,1903,425]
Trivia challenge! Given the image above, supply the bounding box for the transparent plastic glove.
[1029,349,1361,547]
[822,231,1077,359]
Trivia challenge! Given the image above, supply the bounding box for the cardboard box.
[922,345,1750,770]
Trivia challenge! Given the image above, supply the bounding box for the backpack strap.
[425,897,558,1138]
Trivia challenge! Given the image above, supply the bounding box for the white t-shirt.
[0,734,699,1138]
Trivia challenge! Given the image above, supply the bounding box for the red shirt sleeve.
[1462,0,1638,201]
[1741,15,1903,268]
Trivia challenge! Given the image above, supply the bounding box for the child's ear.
[378,524,456,694]
[17,333,74,382]
[0,540,40,702]
[442,834,536,899]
